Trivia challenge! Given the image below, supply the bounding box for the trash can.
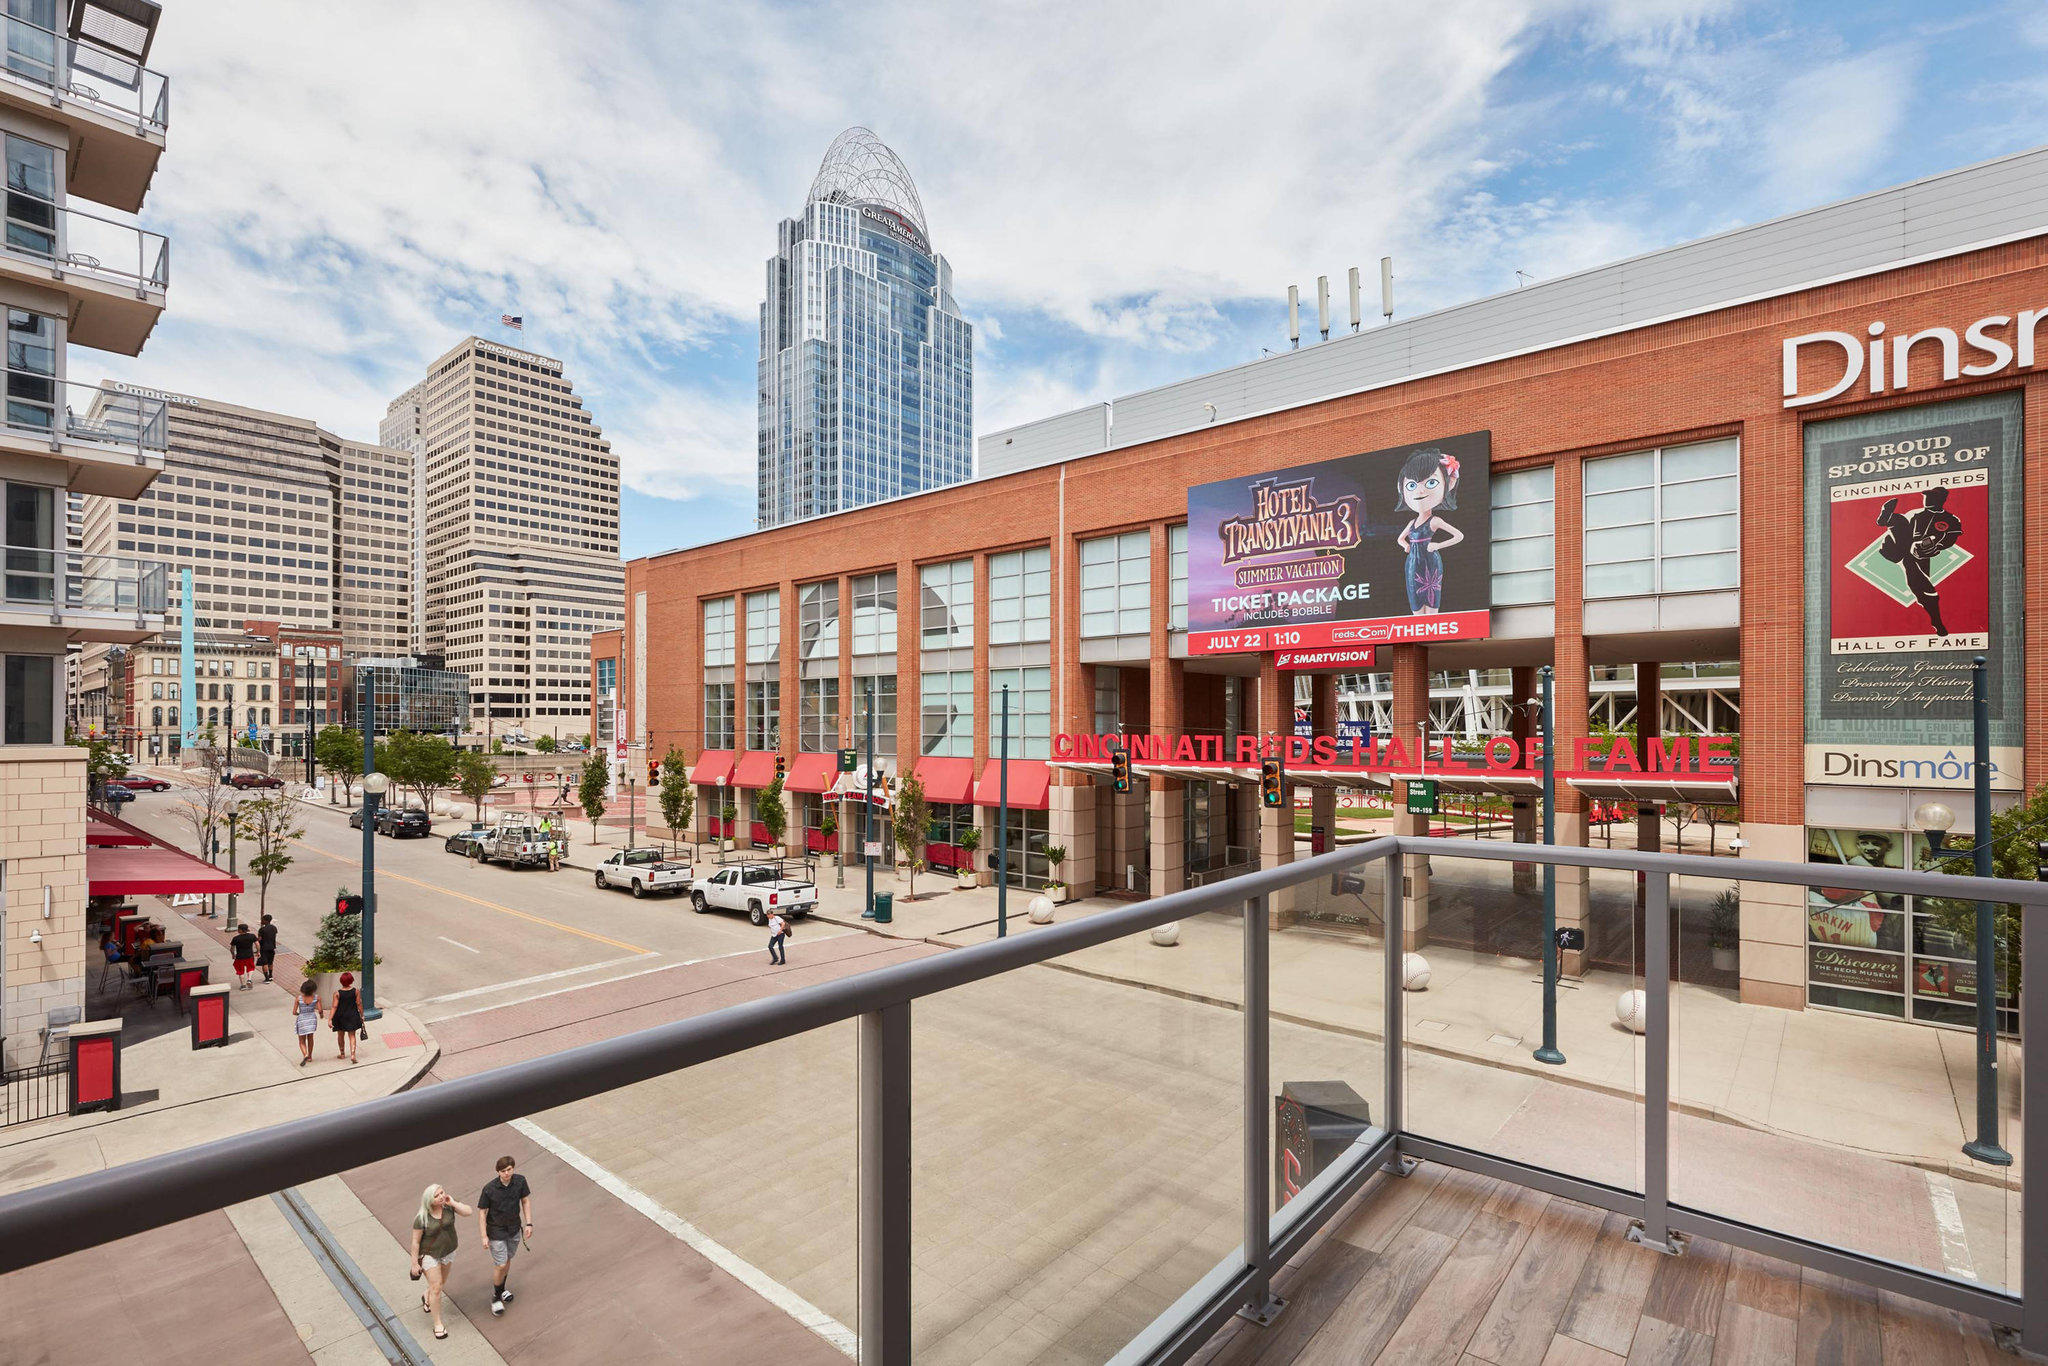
[190,983,231,1049]
[67,1018,123,1114]
[872,892,893,924]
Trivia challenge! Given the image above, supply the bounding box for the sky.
[83,0,2048,561]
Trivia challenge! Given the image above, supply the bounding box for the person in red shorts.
[228,922,259,990]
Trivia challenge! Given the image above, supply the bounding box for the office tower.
[391,335,622,739]
[332,434,414,657]
[380,381,428,654]
[0,0,171,1063]
[756,127,973,528]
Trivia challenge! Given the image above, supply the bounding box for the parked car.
[376,808,432,838]
[471,816,561,868]
[99,785,136,808]
[226,771,284,789]
[348,806,367,829]
[690,864,818,924]
[445,827,491,857]
[595,847,695,898]
[107,775,170,793]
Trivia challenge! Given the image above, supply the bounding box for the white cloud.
[1761,49,1920,202]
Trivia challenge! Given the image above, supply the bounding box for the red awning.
[731,751,779,788]
[912,756,977,804]
[972,758,1051,810]
[786,752,838,794]
[87,809,153,846]
[88,842,244,897]
[688,750,736,785]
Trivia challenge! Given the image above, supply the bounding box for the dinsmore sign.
[1783,308,2047,407]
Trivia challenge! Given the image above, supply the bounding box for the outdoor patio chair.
[36,1006,81,1066]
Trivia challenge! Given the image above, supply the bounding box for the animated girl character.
[1394,448,1464,613]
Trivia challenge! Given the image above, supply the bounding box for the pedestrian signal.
[336,894,364,917]
[1110,745,1130,793]
[1260,757,1283,809]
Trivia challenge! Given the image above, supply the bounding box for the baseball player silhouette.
[1875,487,1964,636]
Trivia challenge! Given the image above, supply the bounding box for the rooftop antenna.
[1380,257,1394,325]
[1316,276,1331,342]
[1287,285,1301,350]
[1348,267,1362,332]
[1515,270,1533,288]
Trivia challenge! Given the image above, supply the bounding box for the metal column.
[2020,892,2046,1355]
[1239,892,1283,1325]
[1383,853,1415,1174]
[858,1002,911,1364]
[1627,870,1679,1254]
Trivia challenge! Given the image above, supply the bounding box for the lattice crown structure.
[807,127,930,242]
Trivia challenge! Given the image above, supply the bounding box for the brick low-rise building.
[603,148,2048,1028]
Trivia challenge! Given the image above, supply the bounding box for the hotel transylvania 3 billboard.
[1802,391,2023,789]
[1185,432,1493,655]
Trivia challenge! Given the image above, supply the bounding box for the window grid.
[799,581,839,663]
[1168,524,1188,632]
[702,597,736,668]
[988,546,1051,645]
[920,669,974,756]
[745,590,781,664]
[703,681,734,750]
[987,666,1051,760]
[746,679,780,750]
[851,571,897,656]
[1079,530,1150,638]
[1490,467,1555,606]
[920,558,974,649]
[1583,438,1739,598]
[800,677,839,752]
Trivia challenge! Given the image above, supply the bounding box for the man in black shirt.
[228,923,259,990]
[477,1154,533,1314]
[256,914,279,983]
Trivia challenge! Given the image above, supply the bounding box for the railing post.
[2021,901,2045,1354]
[1627,869,1681,1255]
[1239,892,1283,1325]
[859,1002,912,1365]
[1383,851,1411,1165]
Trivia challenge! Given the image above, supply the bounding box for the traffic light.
[774,753,787,785]
[648,761,659,786]
[1260,757,1283,809]
[1110,745,1130,793]
[336,893,364,917]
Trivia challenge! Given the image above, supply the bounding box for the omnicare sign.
[1782,309,2048,408]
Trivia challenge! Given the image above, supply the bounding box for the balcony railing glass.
[1,544,164,614]
[0,12,168,130]
[2,199,168,291]
[0,838,2038,1364]
[0,377,166,459]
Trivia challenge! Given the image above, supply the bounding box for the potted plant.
[721,801,737,852]
[304,894,374,1002]
[820,813,838,854]
[1707,888,1740,972]
[1044,844,1069,904]
[956,826,982,890]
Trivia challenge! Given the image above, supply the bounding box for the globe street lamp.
[1914,788,2009,1167]
[360,769,387,1023]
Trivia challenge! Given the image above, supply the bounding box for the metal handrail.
[0,377,169,459]
[2,543,166,614]
[1,199,170,290]
[0,12,170,131]
[0,835,2038,1354]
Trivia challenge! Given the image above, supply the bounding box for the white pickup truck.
[690,864,818,924]
[594,847,695,898]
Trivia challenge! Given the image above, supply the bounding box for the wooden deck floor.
[1192,1162,2009,1366]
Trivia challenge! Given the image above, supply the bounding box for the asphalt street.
[114,781,843,1021]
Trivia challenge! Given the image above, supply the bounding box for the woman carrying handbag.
[330,970,365,1064]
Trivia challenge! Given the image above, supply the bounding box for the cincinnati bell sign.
[1783,309,2048,408]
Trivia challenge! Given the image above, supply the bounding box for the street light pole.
[1963,656,2007,1166]
[862,677,877,919]
[997,685,1010,939]
[360,673,383,1022]
[1534,664,1564,1066]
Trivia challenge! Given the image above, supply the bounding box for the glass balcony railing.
[0,12,168,130]
[3,201,170,291]
[2,544,165,614]
[0,837,2038,1362]
[0,377,168,461]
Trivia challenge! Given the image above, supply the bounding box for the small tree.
[314,725,363,805]
[1045,844,1068,891]
[891,773,929,901]
[73,734,127,804]
[958,824,982,877]
[659,747,692,852]
[176,768,235,862]
[455,750,495,822]
[306,901,363,974]
[233,792,304,918]
[377,730,459,813]
[535,734,558,754]
[757,773,789,853]
[578,752,609,845]
[1922,786,2048,1005]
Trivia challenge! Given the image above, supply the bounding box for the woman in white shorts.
[409,1182,475,1340]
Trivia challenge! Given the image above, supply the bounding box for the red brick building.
[603,151,2048,1024]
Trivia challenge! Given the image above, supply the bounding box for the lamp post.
[863,677,877,919]
[1533,665,1564,1066]
[996,684,1010,939]
[1914,659,2007,1166]
[359,675,384,1022]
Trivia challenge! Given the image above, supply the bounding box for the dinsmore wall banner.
[1802,391,2023,789]
[1185,432,1492,655]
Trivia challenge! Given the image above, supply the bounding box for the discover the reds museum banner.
[1801,392,2023,788]
[1185,432,1492,655]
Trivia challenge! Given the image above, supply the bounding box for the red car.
[225,772,285,789]
[107,775,171,793]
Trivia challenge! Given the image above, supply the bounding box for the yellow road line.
[291,838,652,954]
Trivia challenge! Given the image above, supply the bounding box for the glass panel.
[1661,512,1738,555]
[1584,560,1653,599]
[1584,525,1653,563]
[1490,537,1551,572]
[1584,488,1653,528]
[1673,476,1739,516]
[1402,849,1642,1193]
[1660,438,1738,482]
[1659,551,1738,592]
[912,919,1240,1362]
[1490,568,1553,606]
[1582,451,1652,494]
[1491,501,1552,539]
[1671,864,2018,1294]
[3,650,55,742]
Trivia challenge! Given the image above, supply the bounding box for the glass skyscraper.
[757,128,973,528]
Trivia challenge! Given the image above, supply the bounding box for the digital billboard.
[1801,392,2022,788]
[1184,433,1492,655]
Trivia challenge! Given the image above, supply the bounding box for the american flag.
[501,314,523,330]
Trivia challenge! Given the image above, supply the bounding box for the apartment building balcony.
[1,544,165,642]
[0,201,167,354]
[0,1,166,212]
[0,378,165,496]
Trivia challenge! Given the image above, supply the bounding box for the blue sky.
[85,0,2048,561]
